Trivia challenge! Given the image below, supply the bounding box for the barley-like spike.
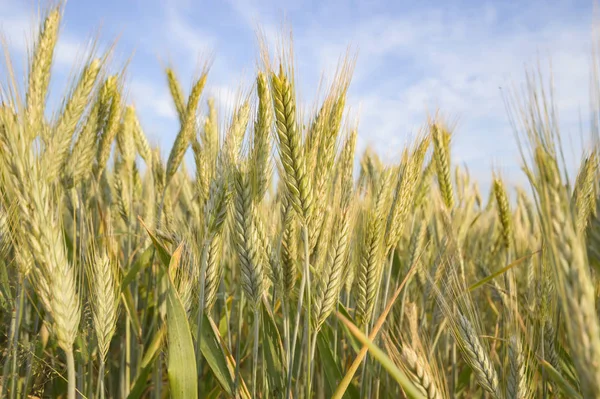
[251,72,273,201]
[117,106,137,170]
[196,99,219,204]
[202,98,219,168]
[88,252,120,360]
[534,146,600,397]
[205,167,231,237]
[507,335,531,399]
[271,65,312,222]
[224,101,251,167]
[336,130,357,209]
[432,123,454,210]
[232,165,264,307]
[456,314,501,399]
[166,67,187,124]
[113,167,130,224]
[166,73,208,184]
[15,169,81,352]
[96,82,122,177]
[543,320,560,372]
[415,160,434,210]
[192,137,208,205]
[493,176,513,250]
[572,151,597,233]
[26,7,61,136]
[386,134,429,251]
[401,346,442,399]
[63,102,100,187]
[312,92,346,208]
[132,110,152,165]
[47,58,101,181]
[410,218,428,286]
[280,195,298,294]
[203,234,224,311]
[152,149,166,205]
[96,76,116,125]
[313,206,351,330]
[355,169,391,327]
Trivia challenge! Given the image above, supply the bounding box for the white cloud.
[0,2,96,71]
[164,5,216,61]
[217,0,595,195]
[129,79,177,120]
[276,2,595,193]
[3,0,595,195]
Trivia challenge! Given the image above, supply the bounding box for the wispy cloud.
[277,1,595,188]
[1,0,596,192]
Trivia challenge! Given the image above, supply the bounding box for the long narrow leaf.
[261,297,286,396]
[539,359,583,399]
[337,313,425,399]
[332,262,417,399]
[317,328,360,399]
[165,244,198,399]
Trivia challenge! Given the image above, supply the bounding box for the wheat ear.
[26,7,61,136]
[271,65,312,222]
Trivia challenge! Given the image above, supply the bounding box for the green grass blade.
[468,250,539,292]
[539,359,583,399]
[198,313,252,398]
[121,287,142,338]
[336,302,361,353]
[317,328,360,399]
[127,327,165,399]
[332,264,416,399]
[165,244,198,399]
[121,245,154,289]
[139,217,172,266]
[261,297,286,396]
[337,313,425,399]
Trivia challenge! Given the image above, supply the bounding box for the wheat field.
[1,5,599,399]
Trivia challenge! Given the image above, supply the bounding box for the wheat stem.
[252,307,260,399]
[303,225,312,399]
[195,238,210,385]
[66,348,76,399]
[96,360,106,399]
[7,282,25,399]
[285,223,310,399]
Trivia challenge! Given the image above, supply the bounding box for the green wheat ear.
[492,175,513,250]
[26,7,61,137]
[271,65,313,223]
[251,71,273,201]
[95,76,122,177]
[166,72,208,185]
[432,122,454,210]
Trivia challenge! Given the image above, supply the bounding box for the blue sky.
[0,0,597,192]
